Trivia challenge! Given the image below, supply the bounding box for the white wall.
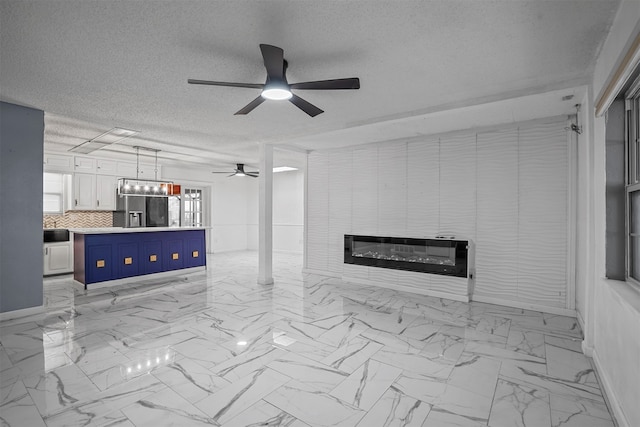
[306,117,573,311]
[247,170,304,253]
[581,2,640,426]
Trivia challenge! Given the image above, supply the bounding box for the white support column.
[258,143,274,285]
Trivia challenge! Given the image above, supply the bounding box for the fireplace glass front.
[344,235,468,277]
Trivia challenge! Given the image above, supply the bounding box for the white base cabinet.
[44,242,73,275]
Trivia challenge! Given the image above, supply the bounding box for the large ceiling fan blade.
[235,96,266,115]
[290,77,360,90]
[289,94,324,117]
[188,79,264,89]
[246,173,259,178]
[260,44,285,81]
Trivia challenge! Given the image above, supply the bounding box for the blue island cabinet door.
[142,240,163,274]
[184,236,205,268]
[87,244,114,283]
[164,238,184,270]
[116,242,139,279]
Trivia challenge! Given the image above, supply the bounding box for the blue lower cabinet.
[117,242,139,279]
[164,239,184,270]
[142,240,163,274]
[184,237,205,267]
[79,230,206,286]
[87,244,114,283]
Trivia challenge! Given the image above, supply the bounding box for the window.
[625,78,640,283]
[184,188,203,227]
[43,172,64,214]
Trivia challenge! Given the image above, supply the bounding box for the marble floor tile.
[120,386,215,426]
[267,351,349,392]
[447,353,501,397]
[544,335,583,354]
[422,407,488,427]
[465,342,547,374]
[355,385,431,426]
[194,367,291,424]
[506,330,546,358]
[152,357,231,404]
[321,336,384,374]
[488,378,551,427]
[421,332,466,362]
[499,362,604,402]
[372,347,455,380]
[223,399,310,427]
[434,383,494,422]
[264,379,366,427]
[23,363,101,417]
[0,251,616,427]
[0,388,48,427]
[549,393,614,427]
[212,342,287,382]
[329,359,403,410]
[392,370,448,404]
[545,344,599,390]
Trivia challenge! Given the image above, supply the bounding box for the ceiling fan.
[212,163,259,178]
[188,44,360,117]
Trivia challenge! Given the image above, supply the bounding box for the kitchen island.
[70,227,206,288]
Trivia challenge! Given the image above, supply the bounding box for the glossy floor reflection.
[1,251,615,426]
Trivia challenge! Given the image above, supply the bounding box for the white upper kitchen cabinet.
[73,173,96,210]
[96,174,117,210]
[96,159,118,175]
[44,153,74,173]
[74,156,97,173]
[116,161,161,180]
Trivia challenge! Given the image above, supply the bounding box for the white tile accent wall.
[438,132,477,240]
[407,138,439,236]
[307,151,330,272]
[516,121,568,307]
[306,117,572,309]
[476,128,519,302]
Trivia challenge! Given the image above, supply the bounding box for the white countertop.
[69,227,207,234]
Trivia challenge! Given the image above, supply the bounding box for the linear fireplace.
[344,234,469,278]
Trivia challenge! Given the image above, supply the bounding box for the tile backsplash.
[43,211,114,228]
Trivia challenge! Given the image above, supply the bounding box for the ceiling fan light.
[235,172,246,177]
[261,86,292,100]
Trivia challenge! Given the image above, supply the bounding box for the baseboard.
[0,305,45,322]
[302,268,340,278]
[75,266,207,290]
[592,348,631,427]
[471,295,577,317]
[341,276,470,303]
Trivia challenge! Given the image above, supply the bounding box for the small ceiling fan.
[188,44,360,117]
[212,163,259,178]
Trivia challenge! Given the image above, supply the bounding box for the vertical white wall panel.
[306,151,329,272]
[351,147,379,235]
[328,150,353,274]
[517,120,568,307]
[476,128,519,301]
[438,133,477,240]
[305,117,572,310]
[377,142,407,237]
[407,139,440,237]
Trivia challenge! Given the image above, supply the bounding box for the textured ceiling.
[0,0,619,171]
